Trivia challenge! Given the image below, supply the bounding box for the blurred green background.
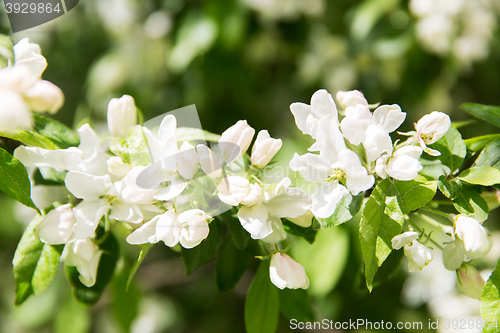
[1,0,500,332]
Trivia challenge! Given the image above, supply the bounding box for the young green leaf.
[461,103,500,129]
[0,34,14,68]
[396,175,437,214]
[181,219,222,275]
[215,234,248,291]
[244,260,280,333]
[458,167,500,186]
[453,181,489,222]
[481,259,500,332]
[359,179,405,292]
[0,147,40,214]
[279,288,315,323]
[438,176,460,199]
[313,193,363,229]
[465,135,500,152]
[0,128,58,149]
[13,216,62,305]
[474,139,500,169]
[32,115,80,149]
[430,127,466,175]
[66,232,119,306]
[283,220,317,244]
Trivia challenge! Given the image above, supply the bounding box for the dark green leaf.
[66,232,119,306]
[244,260,279,333]
[430,126,466,175]
[279,289,315,323]
[127,243,152,290]
[372,248,404,288]
[458,167,500,186]
[481,259,500,332]
[396,175,437,214]
[453,181,489,222]
[283,219,317,244]
[359,179,405,292]
[461,103,500,129]
[32,115,80,149]
[220,209,250,250]
[474,139,500,169]
[465,134,500,152]
[13,216,62,305]
[0,128,58,149]
[313,193,363,229]
[438,176,460,199]
[0,147,40,213]
[181,219,222,275]
[215,234,248,291]
[113,262,140,332]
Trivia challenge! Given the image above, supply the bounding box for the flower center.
[420,132,436,144]
[327,169,344,182]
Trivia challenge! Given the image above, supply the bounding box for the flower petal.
[73,199,110,239]
[237,203,272,239]
[310,182,350,219]
[65,171,112,200]
[289,153,333,183]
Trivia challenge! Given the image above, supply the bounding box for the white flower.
[404,239,433,272]
[63,238,102,287]
[36,204,76,244]
[269,252,309,290]
[23,80,64,114]
[415,111,451,156]
[219,120,255,158]
[456,264,485,300]
[126,209,211,249]
[0,66,38,93]
[290,89,338,139]
[454,215,492,259]
[392,231,420,250]
[250,130,282,169]
[217,176,262,207]
[336,90,368,108]
[197,144,222,178]
[13,38,47,77]
[375,146,423,181]
[107,95,137,137]
[107,156,133,177]
[0,89,32,130]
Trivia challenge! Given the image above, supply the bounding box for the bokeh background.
[1,0,500,332]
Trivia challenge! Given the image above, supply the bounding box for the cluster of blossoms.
[0,38,64,130]
[409,0,498,65]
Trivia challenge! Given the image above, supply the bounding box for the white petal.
[340,105,373,146]
[289,153,333,183]
[157,115,177,143]
[310,89,337,120]
[311,182,350,219]
[391,231,419,250]
[65,171,112,200]
[197,145,222,178]
[269,252,309,290]
[443,241,465,270]
[14,146,85,172]
[262,216,287,244]
[178,142,199,179]
[237,203,272,239]
[315,114,346,162]
[265,188,311,218]
[338,149,374,195]
[156,211,181,247]
[290,102,316,137]
[0,89,32,130]
[178,209,210,248]
[153,175,188,201]
[109,202,143,223]
[78,124,100,162]
[36,204,76,244]
[363,124,393,162]
[373,104,406,133]
[73,199,110,239]
[126,216,160,245]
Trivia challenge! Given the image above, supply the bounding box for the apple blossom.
[219,120,255,158]
[217,176,262,207]
[250,130,282,169]
[0,89,32,130]
[269,252,309,290]
[415,111,451,156]
[455,215,492,259]
[336,90,368,108]
[404,239,433,272]
[392,231,420,250]
[36,204,77,245]
[197,144,223,178]
[63,238,102,287]
[13,38,47,77]
[23,80,64,114]
[107,95,138,137]
[375,146,423,181]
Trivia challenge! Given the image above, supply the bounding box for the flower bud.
[0,89,32,130]
[219,120,255,157]
[454,215,492,259]
[392,231,419,250]
[13,38,47,77]
[63,238,102,287]
[443,240,465,271]
[336,90,368,108]
[269,252,309,290]
[404,239,433,272]
[456,264,485,300]
[177,209,211,249]
[107,95,138,137]
[23,80,64,114]
[251,130,282,169]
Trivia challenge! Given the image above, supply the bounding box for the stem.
[407,218,444,251]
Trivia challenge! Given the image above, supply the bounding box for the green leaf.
[461,103,500,129]
[291,226,349,297]
[110,126,150,167]
[458,167,500,186]
[113,262,140,333]
[474,139,500,169]
[244,260,279,333]
[359,179,405,292]
[32,115,80,149]
[13,216,62,305]
[430,126,467,175]
[372,249,404,288]
[283,220,317,244]
[66,232,119,306]
[215,234,248,291]
[33,167,66,186]
[419,156,449,179]
[181,219,222,275]
[396,175,437,214]
[481,259,500,332]
[0,128,59,149]
[219,210,250,250]
[279,289,315,323]
[127,243,152,290]
[0,147,40,213]
[438,176,460,199]
[176,127,221,142]
[0,34,14,68]
[465,134,500,152]
[452,181,489,222]
[313,193,363,229]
